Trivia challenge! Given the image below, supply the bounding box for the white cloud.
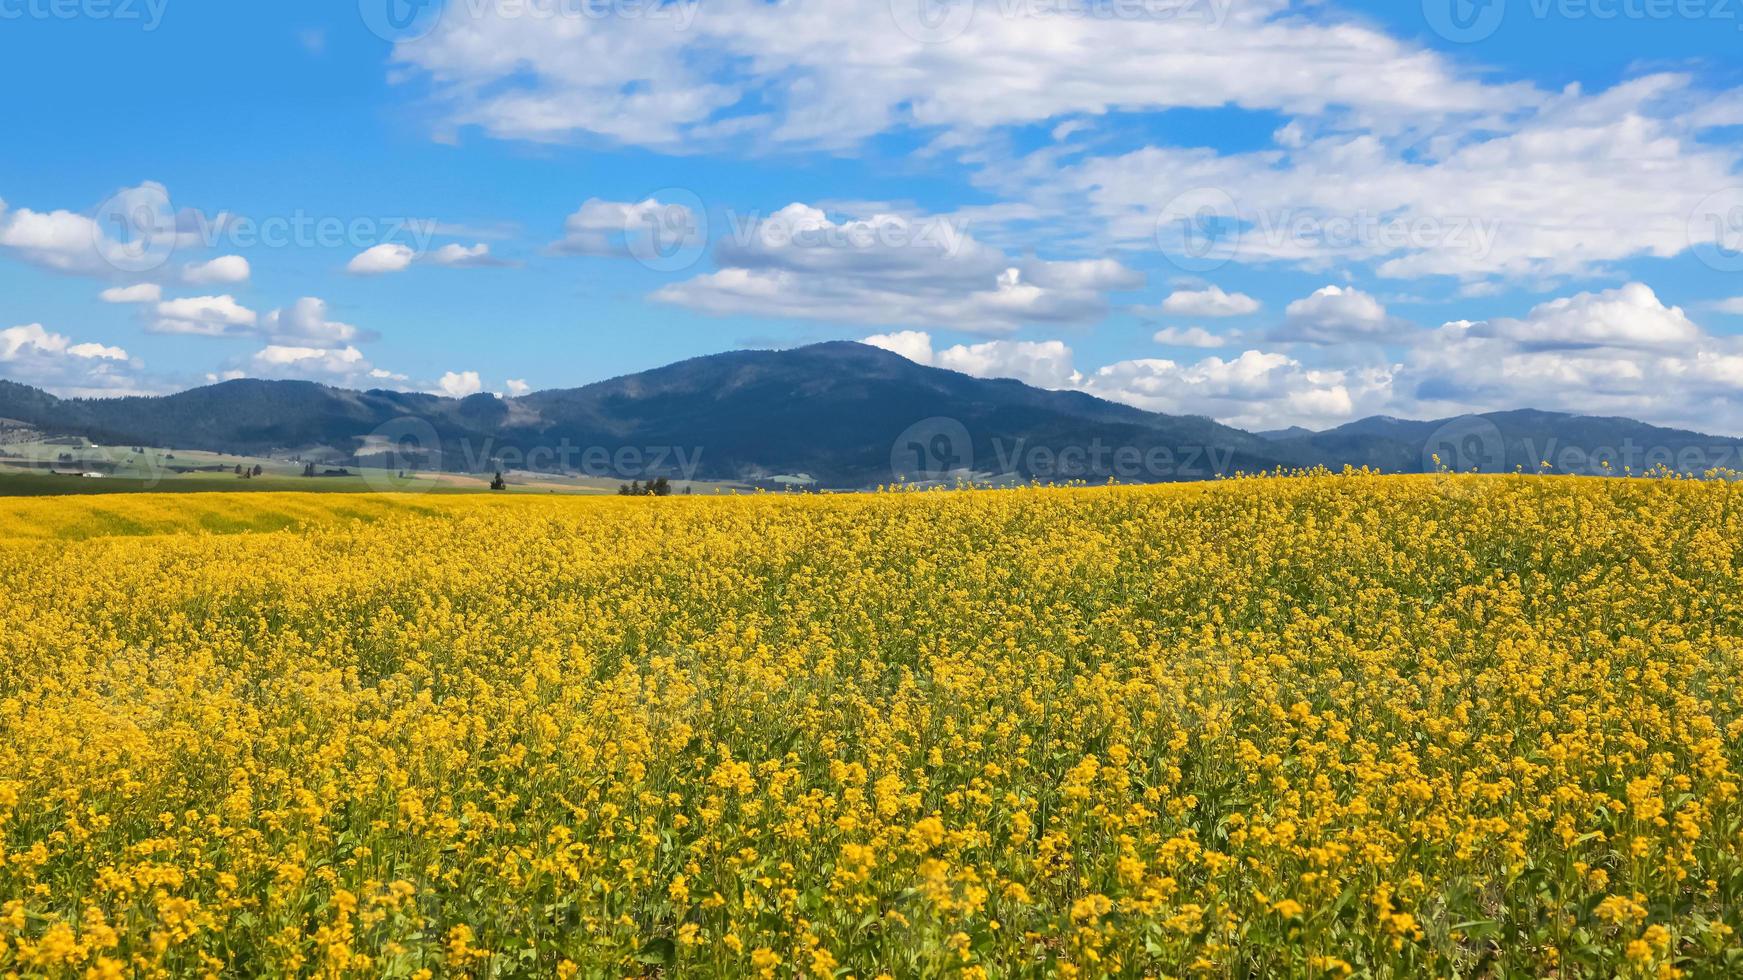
[935,339,1079,388]
[347,243,418,275]
[0,323,143,396]
[392,0,1515,149]
[1152,326,1236,349]
[99,283,162,304]
[1712,297,1743,315]
[0,182,220,279]
[66,341,130,361]
[1277,285,1400,345]
[246,345,375,384]
[1072,74,1743,281]
[151,295,260,336]
[182,254,250,285]
[1390,283,1743,433]
[657,203,1140,333]
[863,330,937,365]
[874,330,1079,387]
[347,241,508,273]
[552,198,694,256]
[261,297,361,345]
[1467,283,1700,350]
[504,378,531,397]
[1158,285,1260,318]
[427,242,506,267]
[437,370,483,398]
[860,330,1374,430]
[0,191,148,276]
[1082,351,1392,431]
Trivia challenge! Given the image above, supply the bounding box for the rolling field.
[2,475,1741,976]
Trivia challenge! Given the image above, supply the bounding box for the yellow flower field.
[2,474,1741,977]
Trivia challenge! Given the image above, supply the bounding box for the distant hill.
[4,343,1740,487]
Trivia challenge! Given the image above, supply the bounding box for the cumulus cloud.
[862,330,1376,430]
[1072,74,1743,281]
[1082,351,1391,431]
[347,243,418,275]
[551,198,698,257]
[99,283,162,304]
[427,242,508,267]
[246,345,375,384]
[866,331,1079,388]
[347,241,509,273]
[1276,285,1402,345]
[0,323,144,396]
[1466,283,1701,350]
[657,203,1140,333]
[261,297,362,346]
[1158,285,1260,318]
[147,294,368,349]
[862,330,938,365]
[504,378,532,397]
[0,182,225,279]
[151,294,259,336]
[182,254,250,285]
[1392,283,1743,433]
[859,279,1743,434]
[1152,326,1237,349]
[437,370,483,398]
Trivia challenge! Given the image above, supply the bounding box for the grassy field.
[0,440,735,498]
[2,475,1741,976]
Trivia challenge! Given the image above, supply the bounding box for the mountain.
[1265,409,1743,476]
[3,343,1740,487]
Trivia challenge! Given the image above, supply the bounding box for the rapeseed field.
[1,474,1740,977]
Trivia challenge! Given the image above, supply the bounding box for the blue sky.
[2,0,1742,431]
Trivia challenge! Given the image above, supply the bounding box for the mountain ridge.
[4,343,1741,487]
